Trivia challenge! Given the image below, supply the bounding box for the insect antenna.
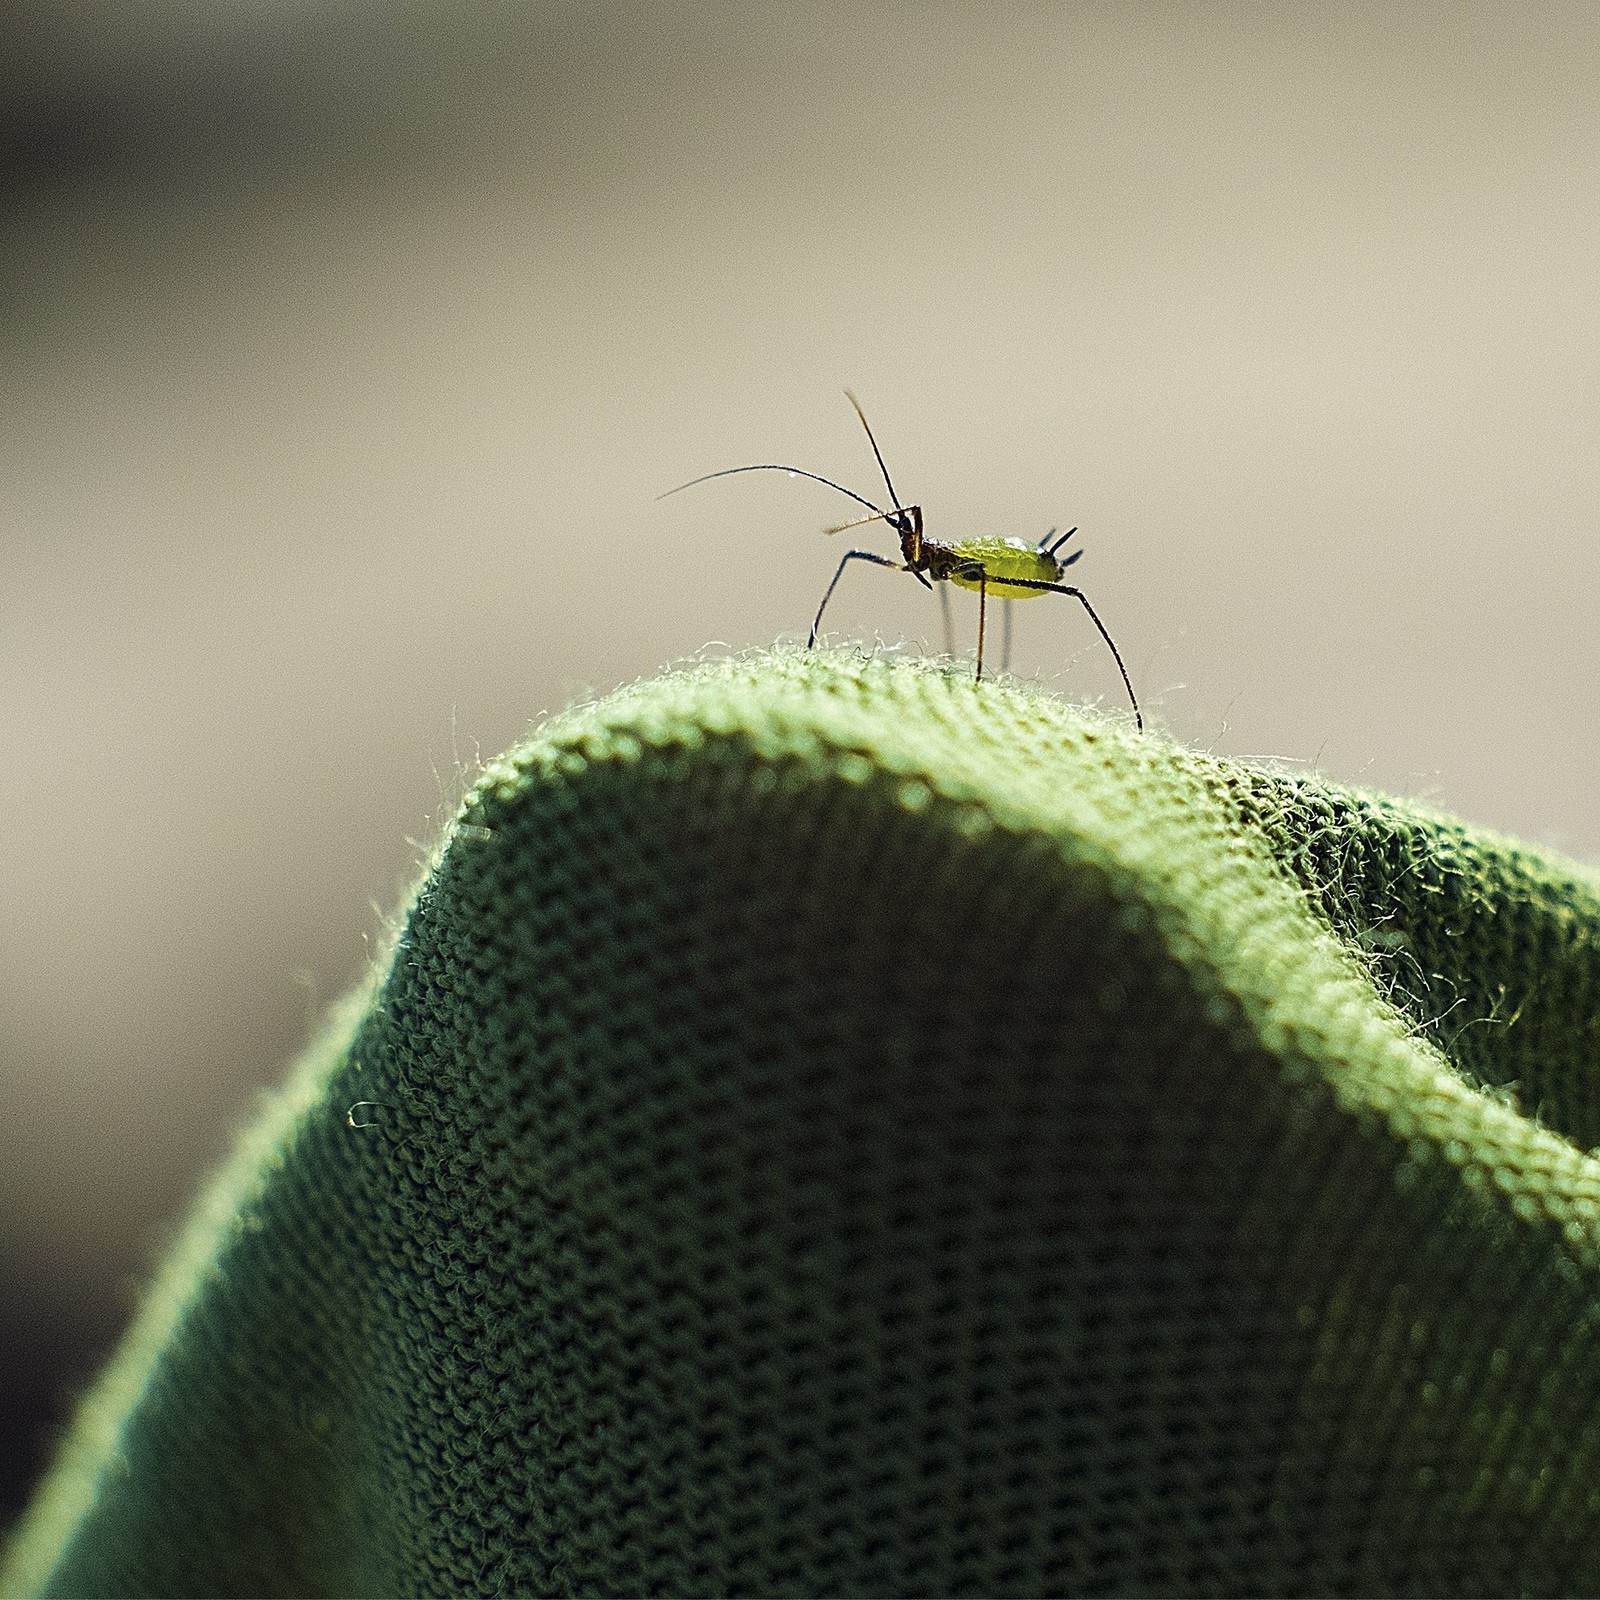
[844,390,912,534]
[658,463,888,520]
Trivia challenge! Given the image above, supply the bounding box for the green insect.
[664,393,1141,730]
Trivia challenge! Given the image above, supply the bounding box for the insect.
[662,393,1141,729]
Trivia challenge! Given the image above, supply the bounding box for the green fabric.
[9,647,1600,1598]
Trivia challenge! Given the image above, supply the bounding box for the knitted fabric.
[8,647,1600,1598]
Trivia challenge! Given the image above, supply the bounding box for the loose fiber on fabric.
[9,647,1600,1597]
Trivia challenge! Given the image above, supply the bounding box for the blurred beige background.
[4,0,1599,1517]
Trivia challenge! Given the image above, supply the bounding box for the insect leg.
[1001,597,1014,674]
[975,570,988,683]
[808,548,907,648]
[938,581,953,658]
[825,506,915,537]
[992,576,1142,730]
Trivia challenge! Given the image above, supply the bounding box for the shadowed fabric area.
[7,648,1600,1597]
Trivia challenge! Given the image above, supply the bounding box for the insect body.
[662,393,1142,730]
[939,536,1066,597]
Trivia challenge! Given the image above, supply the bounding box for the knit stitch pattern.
[8,647,1600,1597]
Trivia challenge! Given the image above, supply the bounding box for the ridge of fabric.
[8,648,1600,1597]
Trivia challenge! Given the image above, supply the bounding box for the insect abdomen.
[945,538,1058,599]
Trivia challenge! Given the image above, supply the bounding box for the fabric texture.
[8,647,1600,1598]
